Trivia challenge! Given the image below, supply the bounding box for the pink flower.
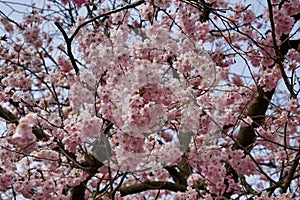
[242,10,255,24]
[57,56,73,73]
[0,17,14,32]
[286,99,299,112]
[61,0,86,7]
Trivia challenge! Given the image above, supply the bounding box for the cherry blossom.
[0,0,299,199]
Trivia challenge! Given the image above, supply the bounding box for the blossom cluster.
[61,0,87,8]
[0,17,14,32]
[9,113,38,153]
[258,65,281,92]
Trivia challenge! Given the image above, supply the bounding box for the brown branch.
[71,177,90,200]
[281,149,300,193]
[0,105,18,124]
[233,2,299,152]
[0,106,102,198]
[54,21,80,75]
[118,181,186,197]
[164,156,191,186]
[69,0,146,41]
[224,3,300,198]
[233,88,275,150]
[179,0,214,22]
[0,105,50,140]
[54,0,145,76]
[267,0,297,99]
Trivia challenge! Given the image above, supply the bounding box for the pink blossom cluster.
[200,149,228,195]
[147,0,170,9]
[285,99,300,113]
[1,71,32,90]
[173,186,198,200]
[14,179,59,199]
[61,125,83,152]
[57,56,73,73]
[22,25,43,49]
[241,10,256,24]
[177,7,210,42]
[259,34,279,66]
[74,13,222,176]
[78,116,103,138]
[61,0,87,8]
[0,16,14,32]
[229,149,256,176]
[286,49,300,70]
[35,150,60,170]
[9,113,38,153]
[23,13,42,25]
[246,47,262,68]
[272,8,295,36]
[254,191,294,199]
[258,65,281,92]
[139,4,155,21]
[70,82,94,108]
[264,0,300,37]
[209,48,225,67]
[11,165,88,199]
[0,170,13,192]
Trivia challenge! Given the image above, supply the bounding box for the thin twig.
[70,0,145,41]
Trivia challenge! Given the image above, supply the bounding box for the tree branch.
[70,0,146,41]
[71,177,90,200]
[0,105,50,140]
[54,0,145,76]
[118,181,186,197]
[233,88,275,150]
[54,21,80,75]
[281,149,300,193]
[0,106,101,198]
[267,0,296,98]
[233,5,299,152]
[0,105,18,124]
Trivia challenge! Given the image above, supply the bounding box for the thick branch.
[0,105,50,140]
[71,177,90,200]
[118,181,186,197]
[0,105,18,124]
[282,150,300,193]
[233,88,275,150]
[224,7,300,199]
[164,156,191,186]
[233,12,300,152]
